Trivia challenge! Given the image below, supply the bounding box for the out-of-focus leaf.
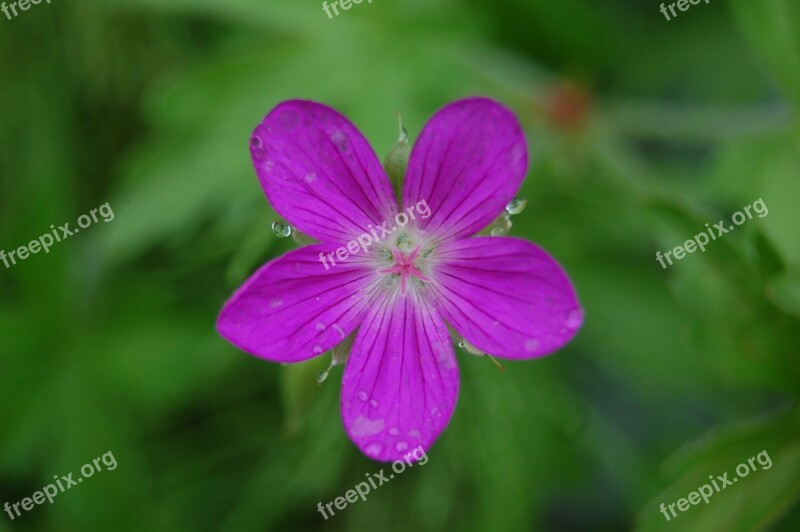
[636,408,800,532]
[758,141,800,268]
[767,272,800,319]
[728,0,800,112]
[280,355,331,437]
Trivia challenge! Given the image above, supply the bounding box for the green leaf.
[636,408,800,532]
[727,0,800,114]
[767,272,800,319]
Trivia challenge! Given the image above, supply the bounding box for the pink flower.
[217,98,583,462]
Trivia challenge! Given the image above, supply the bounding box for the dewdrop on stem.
[316,368,330,384]
[479,197,526,237]
[481,213,512,237]
[316,353,335,384]
[272,220,292,238]
[505,197,527,216]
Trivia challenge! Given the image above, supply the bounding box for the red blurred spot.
[545,82,591,130]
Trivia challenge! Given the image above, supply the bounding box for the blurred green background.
[1,0,799,530]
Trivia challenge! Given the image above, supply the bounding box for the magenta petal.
[402,98,527,241]
[251,100,398,244]
[341,291,458,462]
[430,236,583,359]
[217,245,374,362]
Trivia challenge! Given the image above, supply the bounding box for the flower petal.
[430,236,582,359]
[402,98,527,241]
[341,289,458,462]
[251,100,398,244]
[217,244,375,362]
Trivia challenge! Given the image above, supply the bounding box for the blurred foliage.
[1,0,799,530]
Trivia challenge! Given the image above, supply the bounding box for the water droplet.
[315,321,326,332]
[566,308,582,329]
[525,338,541,352]
[351,415,385,437]
[370,399,379,408]
[316,370,329,384]
[397,120,409,143]
[268,298,283,308]
[509,142,526,165]
[272,220,292,238]
[251,136,265,159]
[409,429,421,439]
[395,441,408,452]
[389,427,400,436]
[490,226,505,236]
[330,130,350,153]
[312,344,324,355]
[263,160,274,171]
[506,197,527,216]
[492,320,500,327]
[365,442,383,457]
[305,172,317,183]
[332,324,346,339]
[357,390,368,402]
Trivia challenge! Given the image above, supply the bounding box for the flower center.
[379,244,431,294]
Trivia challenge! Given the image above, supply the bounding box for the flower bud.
[383,115,411,200]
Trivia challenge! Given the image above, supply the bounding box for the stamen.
[378,244,430,295]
